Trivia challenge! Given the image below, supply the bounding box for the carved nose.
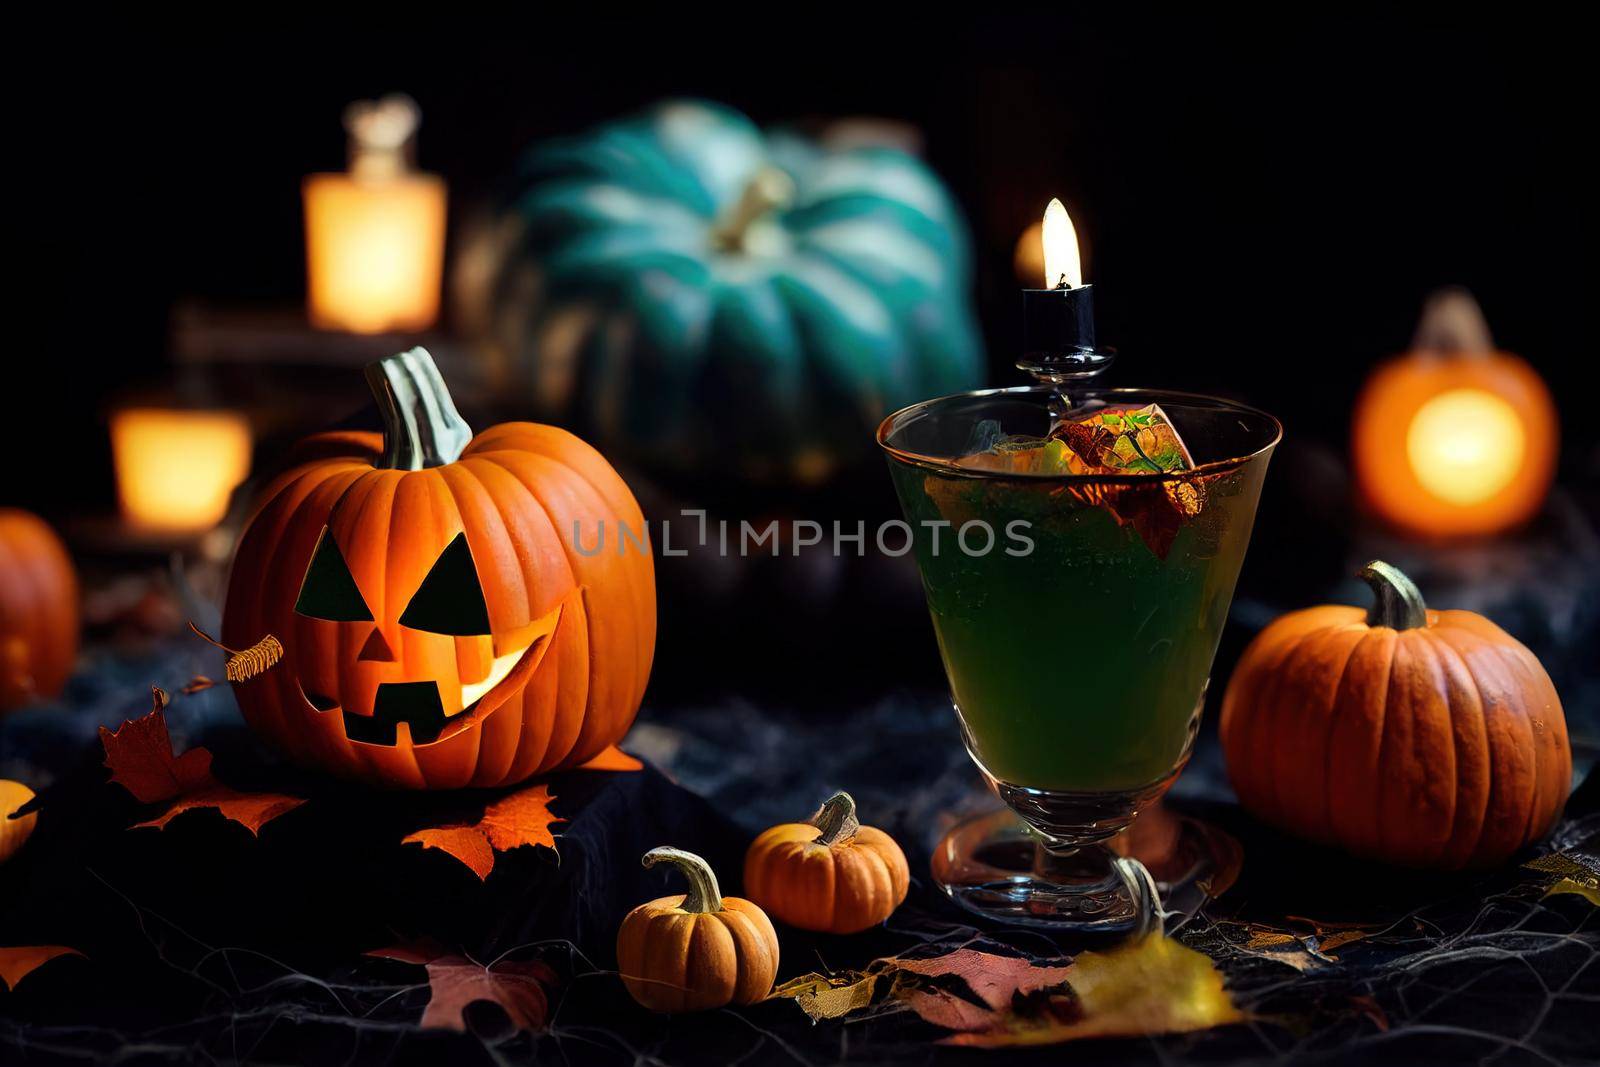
[358,628,396,662]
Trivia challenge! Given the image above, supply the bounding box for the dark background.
[6,12,1592,514]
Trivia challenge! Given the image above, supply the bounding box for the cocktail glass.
[878,386,1280,931]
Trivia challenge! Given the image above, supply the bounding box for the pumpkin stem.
[365,347,473,471]
[808,791,861,847]
[1360,560,1429,631]
[710,166,795,253]
[641,847,723,914]
[1412,287,1493,356]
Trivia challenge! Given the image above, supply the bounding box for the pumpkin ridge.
[438,459,528,629]
[1330,628,1398,855]
[1431,626,1521,867]
[487,453,642,750]
[1301,628,1367,844]
[1419,627,1493,868]
[848,844,892,932]
[1257,624,1332,825]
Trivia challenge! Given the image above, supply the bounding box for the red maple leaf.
[368,943,557,1033]
[100,702,304,835]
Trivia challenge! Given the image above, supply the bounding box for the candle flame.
[1041,197,1083,289]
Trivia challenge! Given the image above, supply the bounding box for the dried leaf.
[1526,852,1600,906]
[894,950,1075,1033]
[575,745,643,773]
[0,946,84,991]
[403,784,561,880]
[770,972,880,1022]
[187,621,284,683]
[943,935,1243,1047]
[1227,916,1379,970]
[1544,877,1600,907]
[367,943,556,1033]
[773,938,1241,1048]
[179,675,217,695]
[100,706,304,835]
[100,710,212,803]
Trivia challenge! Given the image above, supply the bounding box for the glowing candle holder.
[111,408,252,532]
[1353,288,1558,539]
[304,95,447,335]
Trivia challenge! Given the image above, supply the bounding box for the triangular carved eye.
[399,532,491,636]
[295,528,374,622]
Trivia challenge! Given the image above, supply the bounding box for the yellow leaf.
[770,972,880,1021]
[944,934,1242,1047]
[1544,877,1600,907]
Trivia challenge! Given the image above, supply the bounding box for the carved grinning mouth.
[297,597,569,747]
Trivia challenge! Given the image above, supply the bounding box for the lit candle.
[1018,198,1110,384]
[111,408,252,532]
[303,95,447,334]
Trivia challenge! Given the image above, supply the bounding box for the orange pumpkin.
[1352,288,1557,539]
[0,780,38,863]
[222,348,655,789]
[744,791,909,934]
[0,509,79,712]
[1221,561,1570,869]
[617,847,779,1012]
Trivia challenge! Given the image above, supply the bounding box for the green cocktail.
[890,449,1265,793]
[879,386,1279,930]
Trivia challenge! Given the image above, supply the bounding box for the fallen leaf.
[179,676,218,695]
[772,938,1241,1048]
[770,972,880,1022]
[894,950,1075,1033]
[1526,852,1600,907]
[367,943,557,1034]
[135,786,307,836]
[0,946,84,991]
[943,935,1243,1047]
[1544,877,1600,907]
[101,706,305,835]
[575,746,643,773]
[100,708,212,803]
[403,784,561,880]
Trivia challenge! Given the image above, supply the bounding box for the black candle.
[1018,198,1113,383]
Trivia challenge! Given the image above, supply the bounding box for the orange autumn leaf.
[0,946,84,991]
[367,943,557,1033]
[403,784,561,880]
[100,705,305,835]
[575,745,642,772]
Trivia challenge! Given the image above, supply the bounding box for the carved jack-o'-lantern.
[222,348,655,789]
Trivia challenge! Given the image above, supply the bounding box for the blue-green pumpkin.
[480,101,984,483]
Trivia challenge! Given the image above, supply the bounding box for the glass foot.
[931,808,1155,932]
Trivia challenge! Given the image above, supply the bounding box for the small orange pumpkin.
[1352,288,1557,539]
[616,847,779,1012]
[0,509,79,712]
[744,791,910,934]
[1221,561,1570,869]
[222,348,655,789]
[0,780,38,863]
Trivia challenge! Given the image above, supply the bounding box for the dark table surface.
[1,620,1596,1067]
